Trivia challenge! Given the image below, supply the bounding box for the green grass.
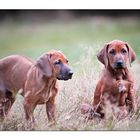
[0,17,140,130]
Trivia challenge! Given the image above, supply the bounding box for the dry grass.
[1,47,140,131]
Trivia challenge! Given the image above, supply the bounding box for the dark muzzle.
[57,69,73,80]
[114,60,125,69]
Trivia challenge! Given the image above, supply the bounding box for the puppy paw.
[80,103,101,120]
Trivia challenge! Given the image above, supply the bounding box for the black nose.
[68,70,73,77]
[116,60,123,67]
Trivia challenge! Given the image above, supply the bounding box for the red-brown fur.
[0,50,73,127]
[93,40,136,119]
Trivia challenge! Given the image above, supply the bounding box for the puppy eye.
[109,49,115,55]
[121,49,127,54]
[66,60,69,63]
[54,60,61,65]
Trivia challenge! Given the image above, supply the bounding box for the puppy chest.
[102,81,129,104]
[37,87,53,104]
[103,80,129,94]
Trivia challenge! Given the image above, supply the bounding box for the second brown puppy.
[93,40,136,119]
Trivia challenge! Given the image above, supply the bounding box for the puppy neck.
[114,69,126,80]
[107,66,128,80]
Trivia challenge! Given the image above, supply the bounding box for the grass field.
[0,17,140,130]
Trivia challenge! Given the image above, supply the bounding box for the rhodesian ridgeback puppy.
[81,40,136,119]
[0,50,73,127]
[94,40,136,119]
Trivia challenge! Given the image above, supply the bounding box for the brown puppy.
[0,50,73,127]
[92,40,136,119]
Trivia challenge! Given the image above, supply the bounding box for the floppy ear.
[36,53,53,77]
[97,43,109,68]
[125,42,136,65]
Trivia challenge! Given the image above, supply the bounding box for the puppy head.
[36,50,73,80]
[97,40,136,69]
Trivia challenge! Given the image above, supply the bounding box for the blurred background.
[0,10,140,64]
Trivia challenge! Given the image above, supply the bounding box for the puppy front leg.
[46,86,57,123]
[23,99,36,129]
[93,82,104,118]
[128,84,136,112]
